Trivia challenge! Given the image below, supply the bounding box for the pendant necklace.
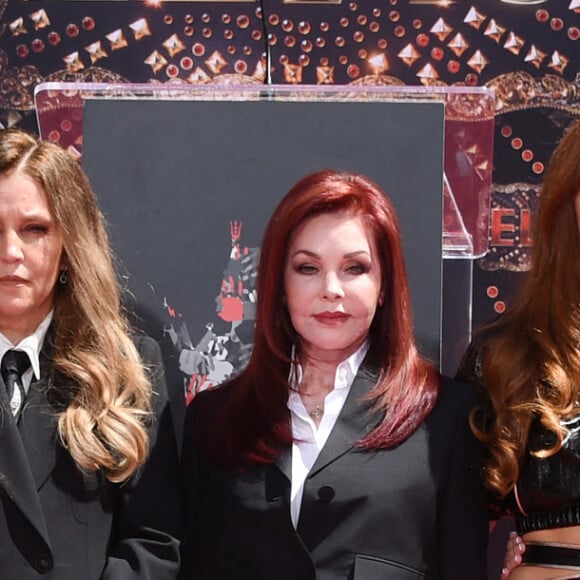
[309,404,324,420]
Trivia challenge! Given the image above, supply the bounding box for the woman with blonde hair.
[459,119,580,579]
[0,128,182,579]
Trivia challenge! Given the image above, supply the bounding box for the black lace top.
[456,341,580,534]
[510,415,580,534]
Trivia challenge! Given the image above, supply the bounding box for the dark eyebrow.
[289,249,371,259]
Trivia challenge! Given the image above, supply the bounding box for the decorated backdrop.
[2,2,580,576]
[3,0,579,339]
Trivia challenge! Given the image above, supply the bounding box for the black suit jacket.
[180,368,488,579]
[0,335,183,579]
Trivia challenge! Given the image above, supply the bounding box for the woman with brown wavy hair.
[459,119,580,579]
[0,128,182,579]
[180,169,488,579]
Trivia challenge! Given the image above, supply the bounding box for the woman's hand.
[501,531,525,579]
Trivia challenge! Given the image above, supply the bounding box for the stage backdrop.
[81,97,445,422]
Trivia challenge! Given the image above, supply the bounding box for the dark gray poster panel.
[82,98,444,421]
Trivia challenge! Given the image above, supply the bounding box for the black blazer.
[180,367,488,580]
[0,335,183,580]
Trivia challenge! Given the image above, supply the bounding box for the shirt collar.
[0,311,54,380]
[290,340,369,392]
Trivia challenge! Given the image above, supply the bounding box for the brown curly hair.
[469,119,580,498]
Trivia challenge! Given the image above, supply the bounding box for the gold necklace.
[299,386,327,420]
[308,404,324,419]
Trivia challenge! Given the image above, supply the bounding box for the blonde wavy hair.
[0,128,151,483]
[471,119,580,498]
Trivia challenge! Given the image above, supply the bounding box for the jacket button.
[36,555,53,573]
[317,485,335,503]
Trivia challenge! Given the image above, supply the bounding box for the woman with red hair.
[180,169,488,579]
[459,119,580,579]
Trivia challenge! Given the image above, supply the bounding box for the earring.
[59,268,68,285]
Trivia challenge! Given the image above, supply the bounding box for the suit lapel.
[275,362,384,481]
[0,378,51,547]
[17,344,69,491]
[18,375,64,491]
[308,364,383,477]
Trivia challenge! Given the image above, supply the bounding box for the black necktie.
[1,350,30,419]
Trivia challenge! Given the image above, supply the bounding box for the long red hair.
[203,169,440,466]
[469,120,580,497]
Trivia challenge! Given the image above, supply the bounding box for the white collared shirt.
[286,341,369,528]
[0,311,53,395]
